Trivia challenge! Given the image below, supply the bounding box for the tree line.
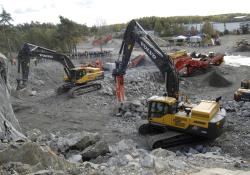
[0,9,91,57]
[136,14,250,36]
[0,8,126,57]
[0,8,249,57]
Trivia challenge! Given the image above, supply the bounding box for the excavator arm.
[113,20,179,100]
[17,43,75,89]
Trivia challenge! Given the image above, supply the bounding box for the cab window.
[74,70,86,80]
[149,101,168,118]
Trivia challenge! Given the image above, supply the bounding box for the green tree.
[202,21,215,36]
[0,8,14,56]
[154,19,163,35]
[0,8,13,25]
[95,19,109,51]
[57,16,84,55]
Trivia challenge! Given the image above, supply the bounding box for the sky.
[0,0,249,26]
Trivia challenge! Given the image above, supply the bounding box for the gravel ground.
[8,34,250,161]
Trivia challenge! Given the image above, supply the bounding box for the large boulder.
[109,139,138,155]
[139,154,154,168]
[0,142,74,171]
[151,148,176,158]
[117,100,147,119]
[81,141,109,161]
[49,131,100,153]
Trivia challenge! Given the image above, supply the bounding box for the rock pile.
[204,71,232,88]
[26,129,110,163]
[223,101,250,117]
[70,139,250,175]
[116,100,147,119]
[0,129,250,175]
[99,69,165,100]
[235,39,250,52]
[214,100,250,158]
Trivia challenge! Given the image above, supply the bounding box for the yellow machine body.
[64,67,104,84]
[169,50,187,59]
[147,96,225,139]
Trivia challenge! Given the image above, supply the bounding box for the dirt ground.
[9,34,250,159]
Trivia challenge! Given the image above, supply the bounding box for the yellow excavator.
[16,43,104,97]
[234,79,250,101]
[113,20,226,149]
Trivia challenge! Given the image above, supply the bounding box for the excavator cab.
[64,68,86,82]
[147,96,178,127]
[149,101,168,118]
[65,67,104,85]
[71,68,86,81]
[148,97,177,118]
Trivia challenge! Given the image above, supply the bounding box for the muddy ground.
[9,34,250,160]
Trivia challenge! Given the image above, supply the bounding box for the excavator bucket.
[115,75,125,102]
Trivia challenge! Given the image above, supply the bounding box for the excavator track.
[139,123,199,149]
[68,83,102,98]
[56,85,70,95]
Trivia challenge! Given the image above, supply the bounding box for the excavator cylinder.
[115,75,125,102]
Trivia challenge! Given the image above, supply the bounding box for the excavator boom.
[113,20,179,101]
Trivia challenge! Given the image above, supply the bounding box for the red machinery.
[92,34,112,46]
[115,75,125,102]
[82,59,104,71]
[172,52,224,76]
[174,56,209,76]
[209,55,224,66]
[128,54,145,68]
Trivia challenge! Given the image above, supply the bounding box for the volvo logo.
[140,42,157,59]
[39,54,53,58]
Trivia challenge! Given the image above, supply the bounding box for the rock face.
[0,142,73,171]
[0,53,26,142]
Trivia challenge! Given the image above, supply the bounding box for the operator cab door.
[72,69,86,82]
[148,101,171,125]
